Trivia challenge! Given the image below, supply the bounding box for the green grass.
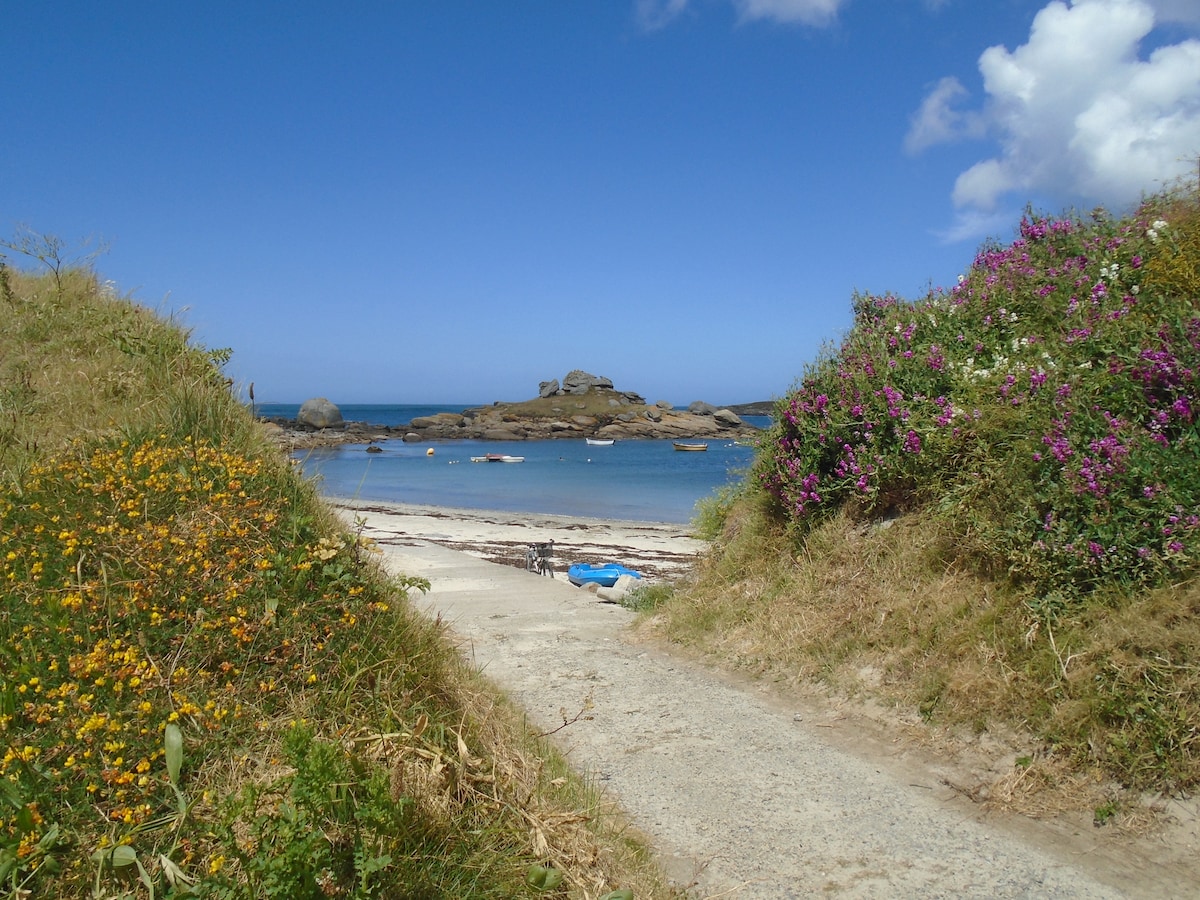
[0,257,673,898]
[473,392,653,421]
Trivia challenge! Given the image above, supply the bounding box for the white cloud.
[634,0,848,30]
[933,205,1015,244]
[905,76,985,153]
[911,0,1200,218]
[635,0,691,31]
[733,0,847,26]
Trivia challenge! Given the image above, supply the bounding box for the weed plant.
[658,187,1200,796]
[0,261,668,897]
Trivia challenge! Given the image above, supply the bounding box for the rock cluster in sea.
[262,371,762,449]
[402,400,749,442]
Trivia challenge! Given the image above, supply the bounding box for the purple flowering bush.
[758,198,1199,601]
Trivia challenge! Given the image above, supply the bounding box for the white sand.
[333,499,707,580]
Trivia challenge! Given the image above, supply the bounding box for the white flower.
[1152,219,1168,230]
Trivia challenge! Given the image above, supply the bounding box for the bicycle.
[524,540,554,576]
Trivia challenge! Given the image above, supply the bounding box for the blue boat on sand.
[567,563,642,588]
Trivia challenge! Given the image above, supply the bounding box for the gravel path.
[353,509,1198,898]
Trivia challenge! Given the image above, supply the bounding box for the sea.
[256,403,770,524]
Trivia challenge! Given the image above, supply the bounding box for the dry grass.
[643,496,1200,816]
[428,682,672,898]
[0,268,242,481]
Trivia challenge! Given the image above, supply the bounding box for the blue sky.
[4,1,1198,406]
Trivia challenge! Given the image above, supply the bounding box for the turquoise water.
[256,402,479,426]
[297,438,757,523]
[267,404,766,523]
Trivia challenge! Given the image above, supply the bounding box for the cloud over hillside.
[908,0,1200,222]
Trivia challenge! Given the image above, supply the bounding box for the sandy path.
[340,501,1199,898]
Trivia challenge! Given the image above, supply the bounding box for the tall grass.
[0,261,670,898]
[656,186,1200,797]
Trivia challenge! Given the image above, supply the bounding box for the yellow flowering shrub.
[0,435,407,891]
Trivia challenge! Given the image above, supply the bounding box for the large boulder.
[539,379,560,398]
[410,413,466,429]
[714,408,744,427]
[562,370,613,394]
[688,401,718,416]
[483,426,524,440]
[297,397,343,429]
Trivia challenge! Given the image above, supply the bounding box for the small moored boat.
[585,438,615,446]
[567,563,642,588]
[673,441,708,451]
[470,454,525,463]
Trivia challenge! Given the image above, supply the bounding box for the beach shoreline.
[333,498,708,581]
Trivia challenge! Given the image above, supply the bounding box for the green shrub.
[756,193,1200,602]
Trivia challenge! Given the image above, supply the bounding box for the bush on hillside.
[757,192,1200,605]
[0,263,669,897]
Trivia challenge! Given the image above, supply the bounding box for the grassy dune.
[0,259,668,898]
[660,186,1200,814]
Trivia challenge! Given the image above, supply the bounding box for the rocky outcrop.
[563,370,612,394]
[297,397,343,428]
[264,373,762,449]
[538,370,645,405]
[714,408,744,428]
[396,403,749,441]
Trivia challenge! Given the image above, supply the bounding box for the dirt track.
[349,504,1200,898]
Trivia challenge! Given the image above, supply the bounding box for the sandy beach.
[334,499,707,581]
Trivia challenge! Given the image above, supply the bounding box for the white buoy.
[426,448,435,456]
